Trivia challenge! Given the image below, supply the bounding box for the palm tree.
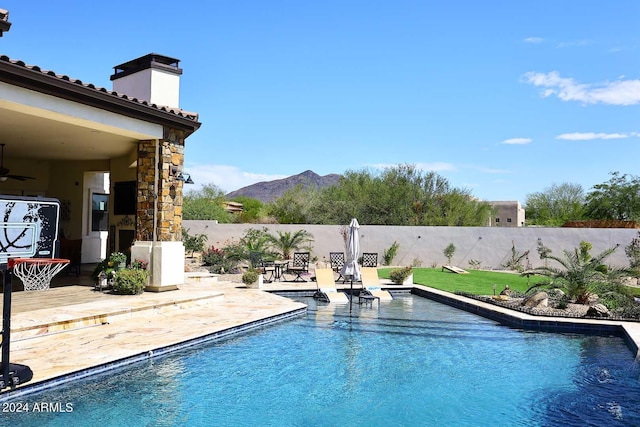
[529,242,628,304]
[267,230,314,259]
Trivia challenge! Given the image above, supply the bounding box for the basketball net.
[9,258,70,291]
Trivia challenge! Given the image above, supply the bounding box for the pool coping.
[408,285,640,358]
[0,305,307,402]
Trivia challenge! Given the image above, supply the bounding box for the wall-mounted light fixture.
[169,166,195,184]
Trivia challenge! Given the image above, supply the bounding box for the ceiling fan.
[0,144,35,182]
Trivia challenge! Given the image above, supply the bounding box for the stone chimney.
[110,53,182,109]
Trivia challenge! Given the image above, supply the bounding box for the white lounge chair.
[313,268,349,303]
[360,267,393,301]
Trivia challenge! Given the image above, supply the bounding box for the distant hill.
[226,170,342,203]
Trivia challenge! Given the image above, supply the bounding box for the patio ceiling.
[0,105,140,161]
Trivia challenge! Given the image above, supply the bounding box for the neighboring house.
[0,50,201,290]
[488,201,525,227]
[223,201,243,214]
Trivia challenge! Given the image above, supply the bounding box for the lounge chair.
[360,267,393,301]
[313,268,349,303]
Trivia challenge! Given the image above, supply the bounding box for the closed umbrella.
[340,217,361,282]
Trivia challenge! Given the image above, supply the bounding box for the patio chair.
[313,268,349,303]
[248,251,276,283]
[285,252,310,282]
[360,267,393,301]
[361,252,378,268]
[329,252,345,282]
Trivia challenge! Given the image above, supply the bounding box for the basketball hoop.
[8,258,70,291]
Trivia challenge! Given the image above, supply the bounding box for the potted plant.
[109,252,127,270]
[242,268,262,289]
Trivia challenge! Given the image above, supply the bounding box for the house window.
[507,218,512,223]
[91,193,109,232]
[495,218,500,223]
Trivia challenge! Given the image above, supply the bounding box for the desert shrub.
[383,241,400,266]
[112,268,148,295]
[201,243,243,274]
[389,266,412,284]
[501,242,529,272]
[468,259,482,269]
[182,227,208,257]
[443,243,456,264]
[242,269,260,285]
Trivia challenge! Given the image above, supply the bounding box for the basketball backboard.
[0,195,60,265]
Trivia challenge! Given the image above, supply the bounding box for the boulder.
[587,293,600,305]
[586,303,610,318]
[522,291,549,308]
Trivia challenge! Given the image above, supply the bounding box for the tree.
[443,243,456,264]
[231,196,265,223]
[584,172,640,221]
[530,241,627,304]
[625,231,640,284]
[525,182,585,226]
[306,164,492,226]
[266,184,316,224]
[183,183,232,222]
[266,229,314,259]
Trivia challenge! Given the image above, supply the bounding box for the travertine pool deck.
[1,274,639,401]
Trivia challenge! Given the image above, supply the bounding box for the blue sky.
[2,1,639,203]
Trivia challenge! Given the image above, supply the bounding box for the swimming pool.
[2,294,639,426]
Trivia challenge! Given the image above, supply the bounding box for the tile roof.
[0,54,199,123]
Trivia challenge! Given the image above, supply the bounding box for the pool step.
[6,286,225,342]
[184,271,219,283]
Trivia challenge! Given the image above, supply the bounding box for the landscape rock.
[522,291,549,308]
[586,303,610,318]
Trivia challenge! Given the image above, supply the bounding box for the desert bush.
[443,243,456,264]
[112,268,148,295]
[389,266,412,284]
[383,241,400,266]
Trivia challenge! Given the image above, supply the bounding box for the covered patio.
[0,52,201,291]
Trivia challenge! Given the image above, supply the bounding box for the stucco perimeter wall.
[182,221,638,269]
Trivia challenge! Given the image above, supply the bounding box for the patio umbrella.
[340,218,361,282]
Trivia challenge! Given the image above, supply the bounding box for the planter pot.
[403,273,413,285]
[246,274,263,289]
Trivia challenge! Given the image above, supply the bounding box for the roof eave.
[0,57,201,137]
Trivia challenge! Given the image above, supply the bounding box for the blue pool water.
[3,294,640,426]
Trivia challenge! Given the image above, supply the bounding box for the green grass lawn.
[378,267,534,295]
[379,267,640,297]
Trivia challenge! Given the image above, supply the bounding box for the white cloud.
[523,71,640,105]
[556,132,632,141]
[184,163,287,193]
[502,138,532,145]
[524,37,543,44]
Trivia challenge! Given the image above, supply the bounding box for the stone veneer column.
[132,128,186,292]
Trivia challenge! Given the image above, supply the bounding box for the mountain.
[226,170,342,203]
